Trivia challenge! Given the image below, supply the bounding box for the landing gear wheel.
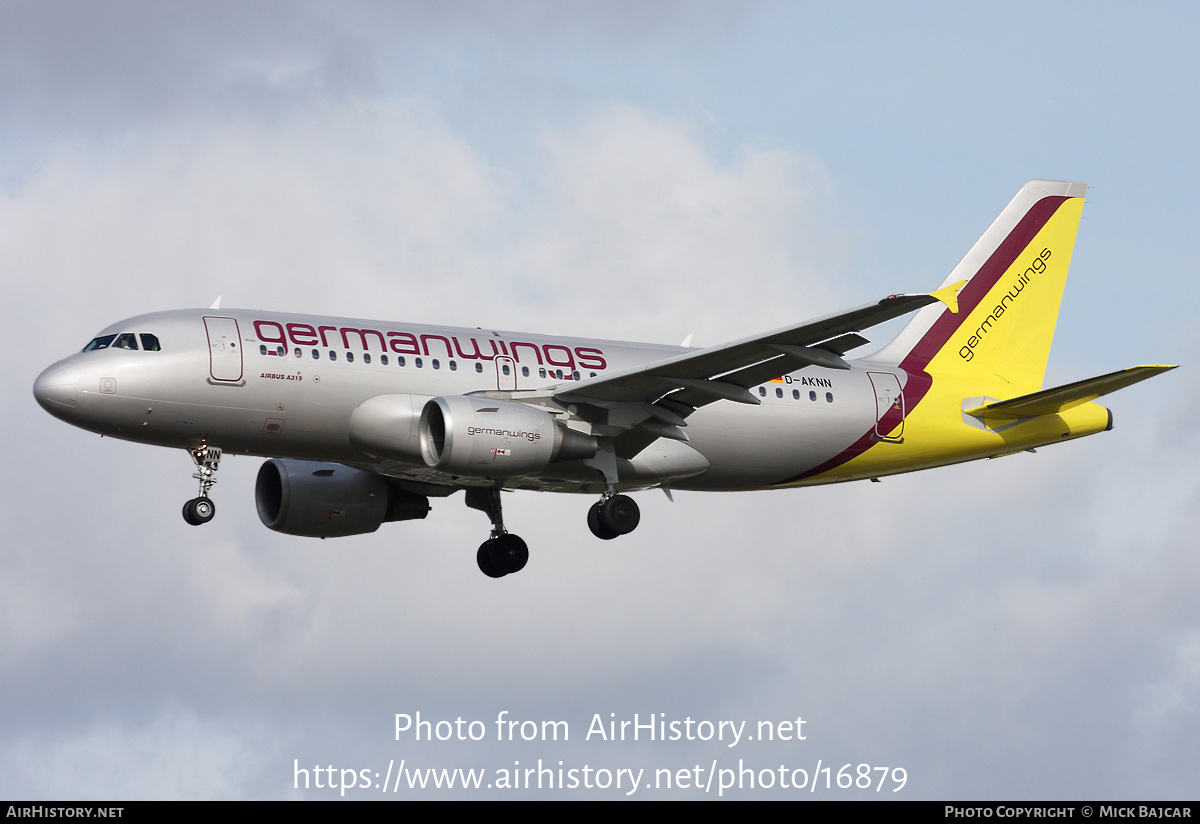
[477,542,506,578]
[488,534,529,574]
[466,485,529,578]
[587,502,619,540]
[599,494,639,536]
[182,497,216,526]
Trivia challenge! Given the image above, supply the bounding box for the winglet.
[210,295,223,310]
[929,279,967,314]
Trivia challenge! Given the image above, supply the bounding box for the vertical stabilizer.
[872,180,1087,395]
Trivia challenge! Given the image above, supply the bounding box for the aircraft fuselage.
[35,308,900,492]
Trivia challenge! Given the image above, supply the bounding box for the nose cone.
[33,362,79,416]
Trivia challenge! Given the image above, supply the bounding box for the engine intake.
[255,458,430,538]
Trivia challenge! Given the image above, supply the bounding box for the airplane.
[33,180,1175,578]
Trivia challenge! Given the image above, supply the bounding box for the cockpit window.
[113,333,138,350]
[82,335,116,352]
[140,334,161,351]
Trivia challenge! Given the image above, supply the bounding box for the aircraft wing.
[553,289,957,452]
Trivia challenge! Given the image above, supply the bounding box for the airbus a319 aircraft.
[34,181,1174,577]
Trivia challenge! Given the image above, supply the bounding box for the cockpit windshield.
[82,332,163,352]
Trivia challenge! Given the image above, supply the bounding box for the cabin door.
[204,316,244,382]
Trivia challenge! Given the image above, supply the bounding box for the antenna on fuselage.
[210,295,223,310]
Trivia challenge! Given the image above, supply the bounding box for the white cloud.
[4,20,1197,795]
[0,710,269,800]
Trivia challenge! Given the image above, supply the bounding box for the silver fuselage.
[35,309,887,492]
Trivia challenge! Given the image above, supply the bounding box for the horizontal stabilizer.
[965,365,1177,421]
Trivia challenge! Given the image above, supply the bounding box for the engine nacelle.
[348,394,430,463]
[419,396,597,477]
[255,458,430,538]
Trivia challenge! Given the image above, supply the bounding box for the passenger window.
[398,356,406,367]
[475,362,483,373]
[259,345,268,355]
[539,368,546,379]
[792,389,799,400]
[82,335,116,351]
[449,360,457,371]
[346,352,355,363]
[329,351,337,361]
[809,391,817,401]
[293,347,301,358]
[312,349,319,359]
[381,355,389,365]
[758,387,766,397]
[114,333,138,350]
[502,364,511,376]
[415,358,423,368]
[775,387,783,398]
[523,367,531,377]
[140,334,162,351]
[277,345,285,356]
[363,353,371,364]
[826,392,833,403]
[572,370,580,381]
[432,359,440,370]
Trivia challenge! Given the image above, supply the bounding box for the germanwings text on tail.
[34,181,1175,577]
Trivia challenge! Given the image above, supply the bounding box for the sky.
[2,0,1198,799]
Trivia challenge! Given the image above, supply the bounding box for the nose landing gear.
[182,496,216,525]
[182,445,222,526]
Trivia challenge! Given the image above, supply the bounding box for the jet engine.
[255,458,430,538]
[418,396,597,476]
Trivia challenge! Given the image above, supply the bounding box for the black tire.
[477,541,506,578]
[488,533,529,574]
[587,501,619,540]
[182,500,200,525]
[599,494,639,535]
[191,497,216,524]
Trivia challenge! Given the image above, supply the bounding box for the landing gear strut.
[466,485,528,578]
[182,445,221,526]
[587,493,640,540]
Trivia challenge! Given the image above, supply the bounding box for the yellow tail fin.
[875,180,1087,395]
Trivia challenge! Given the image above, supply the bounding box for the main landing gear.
[466,486,529,579]
[182,445,222,526]
[464,486,641,579]
[587,493,640,540]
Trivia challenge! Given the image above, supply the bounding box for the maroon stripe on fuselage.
[774,195,1071,486]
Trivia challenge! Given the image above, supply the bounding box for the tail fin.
[873,180,1087,395]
